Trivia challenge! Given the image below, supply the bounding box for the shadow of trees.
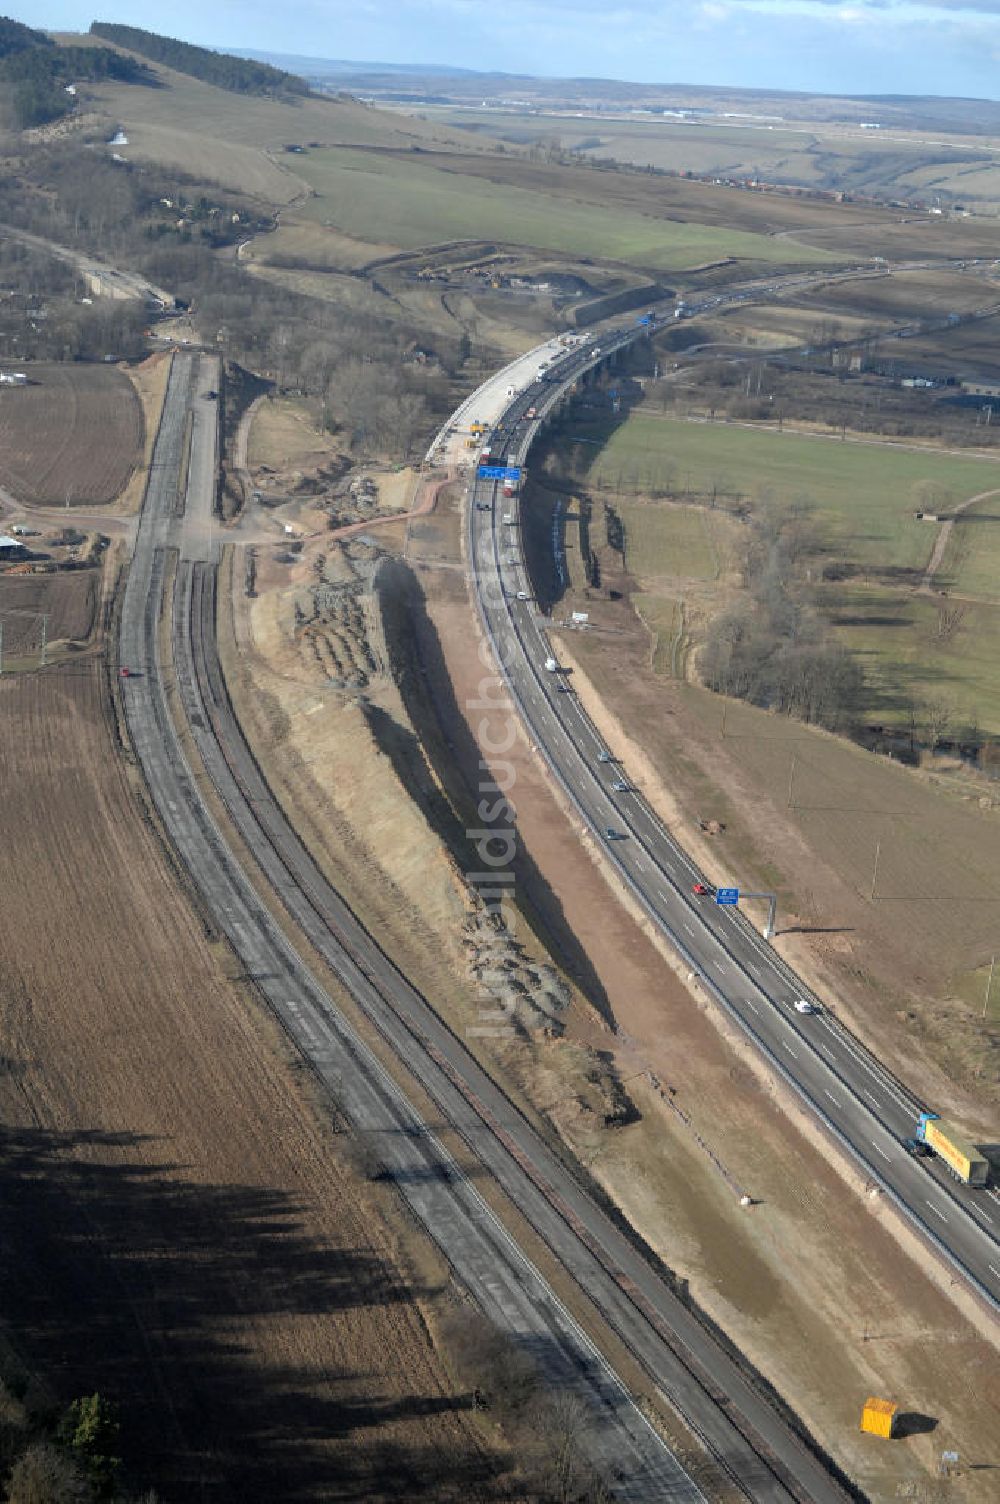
[0,1126,499,1501]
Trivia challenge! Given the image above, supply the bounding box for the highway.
[117,355,864,1501]
[456,326,1000,1314]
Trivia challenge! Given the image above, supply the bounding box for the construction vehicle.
[470,421,487,436]
[915,1113,989,1186]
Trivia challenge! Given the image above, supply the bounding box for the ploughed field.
[0,662,489,1502]
[0,571,97,653]
[0,364,142,506]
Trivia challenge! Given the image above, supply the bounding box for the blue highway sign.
[716,887,739,906]
[478,465,507,479]
[504,465,522,481]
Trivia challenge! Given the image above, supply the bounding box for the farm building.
[0,537,28,560]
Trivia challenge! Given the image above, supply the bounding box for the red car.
[692,882,715,896]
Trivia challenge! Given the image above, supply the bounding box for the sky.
[14,0,1000,99]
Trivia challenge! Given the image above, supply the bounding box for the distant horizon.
[231,47,1000,105]
[12,3,1000,103]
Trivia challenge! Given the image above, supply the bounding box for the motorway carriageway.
[458,327,1000,1314]
[121,351,857,1502]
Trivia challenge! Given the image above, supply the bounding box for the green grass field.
[618,501,721,580]
[633,593,686,675]
[575,413,1000,571]
[939,493,1000,601]
[292,147,836,271]
[91,66,484,205]
[827,586,1000,735]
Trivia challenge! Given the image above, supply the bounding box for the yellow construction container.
[860,1398,898,1439]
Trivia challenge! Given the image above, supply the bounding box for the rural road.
[450,326,1000,1315]
[122,350,850,1501]
[919,486,1000,591]
[0,221,173,307]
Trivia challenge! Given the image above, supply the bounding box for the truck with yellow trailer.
[915,1113,989,1186]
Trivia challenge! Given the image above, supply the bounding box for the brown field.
[247,395,341,473]
[247,222,402,271]
[798,267,1000,323]
[0,662,493,1502]
[0,572,97,655]
[876,309,1000,383]
[709,302,876,348]
[0,364,142,506]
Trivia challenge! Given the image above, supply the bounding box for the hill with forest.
[89,22,310,97]
[0,14,145,128]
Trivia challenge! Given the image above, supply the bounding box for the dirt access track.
[0,660,494,1503]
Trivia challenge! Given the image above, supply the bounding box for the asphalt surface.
[121,349,830,1502]
[458,327,1000,1315]
[0,221,173,306]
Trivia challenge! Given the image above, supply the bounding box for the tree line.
[89,23,310,97]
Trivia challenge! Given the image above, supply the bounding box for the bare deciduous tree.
[6,1442,90,1504]
[935,601,966,641]
[923,697,954,751]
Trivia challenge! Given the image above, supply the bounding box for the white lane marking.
[746,961,761,977]
[819,1017,918,1118]
[783,1041,798,1057]
[926,1201,948,1224]
[658,890,670,903]
[715,962,727,974]
[863,1089,880,1107]
[872,1142,892,1162]
[745,1001,759,1015]
[824,1090,841,1107]
[989,1264,1000,1281]
[683,923,695,936]
[970,1204,994,1226]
